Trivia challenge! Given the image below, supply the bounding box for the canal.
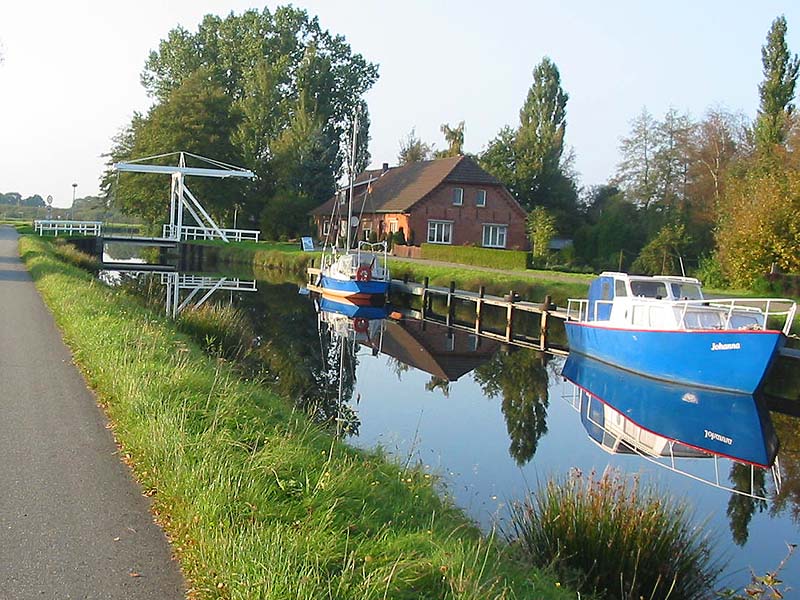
[100,251,800,590]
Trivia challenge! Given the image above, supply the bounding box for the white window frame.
[482,223,507,248]
[427,220,453,244]
[452,187,463,206]
[362,219,372,241]
[322,220,330,236]
[476,189,487,207]
[388,219,398,233]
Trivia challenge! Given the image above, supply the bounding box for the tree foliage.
[435,121,465,158]
[480,57,578,229]
[106,6,378,229]
[527,206,557,258]
[631,222,691,275]
[755,15,800,149]
[397,128,432,164]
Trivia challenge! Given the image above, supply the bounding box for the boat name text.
[710,342,741,351]
[704,430,733,445]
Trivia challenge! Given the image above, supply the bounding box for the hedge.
[420,243,530,270]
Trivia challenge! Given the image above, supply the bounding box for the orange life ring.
[356,265,372,281]
[353,317,369,333]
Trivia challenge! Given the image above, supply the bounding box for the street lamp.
[71,183,77,220]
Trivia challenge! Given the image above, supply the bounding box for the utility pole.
[71,183,77,220]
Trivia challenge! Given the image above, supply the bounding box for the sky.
[1,1,799,207]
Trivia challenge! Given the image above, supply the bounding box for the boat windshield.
[668,282,703,300]
[630,280,668,299]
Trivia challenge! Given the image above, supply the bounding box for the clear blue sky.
[1,1,798,207]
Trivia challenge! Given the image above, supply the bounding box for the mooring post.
[475,285,485,334]
[540,294,551,350]
[421,276,430,319]
[505,289,515,342]
[446,281,456,326]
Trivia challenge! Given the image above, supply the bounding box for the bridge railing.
[34,220,103,236]
[162,224,260,242]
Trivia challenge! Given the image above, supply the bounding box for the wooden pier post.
[505,289,515,342]
[540,294,551,350]
[475,285,485,334]
[446,281,456,326]
[421,277,430,319]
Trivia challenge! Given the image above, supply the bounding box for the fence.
[34,220,103,236]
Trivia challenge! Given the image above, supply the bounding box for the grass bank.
[20,234,574,600]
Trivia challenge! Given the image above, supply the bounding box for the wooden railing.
[34,220,103,236]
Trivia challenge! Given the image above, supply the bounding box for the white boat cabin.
[575,272,768,331]
[321,241,389,283]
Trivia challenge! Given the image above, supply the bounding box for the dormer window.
[476,189,486,207]
[452,187,463,206]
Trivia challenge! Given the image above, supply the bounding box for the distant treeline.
[1,192,45,207]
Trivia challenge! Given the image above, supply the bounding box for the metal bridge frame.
[113,152,256,243]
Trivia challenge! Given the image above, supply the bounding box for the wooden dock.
[307,266,569,355]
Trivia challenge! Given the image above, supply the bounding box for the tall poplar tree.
[480,57,578,229]
[755,15,799,148]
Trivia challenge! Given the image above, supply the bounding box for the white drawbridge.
[113,152,257,242]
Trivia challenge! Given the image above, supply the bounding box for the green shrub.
[694,254,728,289]
[421,244,529,270]
[508,469,722,600]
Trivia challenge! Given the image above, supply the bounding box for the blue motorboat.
[564,272,796,393]
[562,353,779,469]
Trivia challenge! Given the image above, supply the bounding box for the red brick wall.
[406,184,528,250]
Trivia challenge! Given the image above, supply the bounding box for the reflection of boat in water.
[317,295,389,345]
[565,272,796,393]
[562,353,781,498]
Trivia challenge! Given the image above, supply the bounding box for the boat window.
[614,279,628,297]
[683,309,723,329]
[601,281,612,301]
[630,280,668,298]
[669,282,703,300]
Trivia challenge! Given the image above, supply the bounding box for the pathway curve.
[0,226,185,599]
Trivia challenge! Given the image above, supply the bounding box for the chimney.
[382,162,389,174]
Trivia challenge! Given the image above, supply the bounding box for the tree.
[435,121,465,158]
[631,222,691,275]
[106,69,243,225]
[755,15,800,149]
[397,128,432,164]
[614,108,661,210]
[109,6,378,230]
[527,207,556,259]
[480,57,578,229]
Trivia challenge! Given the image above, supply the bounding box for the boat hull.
[318,275,389,302]
[564,322,783,393]
[562,354,778,467]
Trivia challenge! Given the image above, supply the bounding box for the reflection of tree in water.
[425,376,450,397]
[726,463,767,546]
[474,349,551,466]
[770,413,800,524]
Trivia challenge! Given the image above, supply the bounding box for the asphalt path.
[0,226,185,599]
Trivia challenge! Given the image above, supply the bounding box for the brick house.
[310,155,528,250]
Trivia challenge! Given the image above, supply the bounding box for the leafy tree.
[614,108,660,209]
[108,6,378,231]
[480,57,578,229]
[726,464,767,546]
[755,15,800,149]
[527,206,557,258]
[106,69,243,225]
[435,121,465,158]
[259,189,316,240]
[397,128,432,164]
[631,222,691,275]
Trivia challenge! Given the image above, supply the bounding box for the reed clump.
[507,468,722,600]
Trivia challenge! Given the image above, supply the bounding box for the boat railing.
[675,298,796,335]
[566,298,614,322]
[355,241,389,281]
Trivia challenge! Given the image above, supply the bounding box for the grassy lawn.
[19,234,574,600]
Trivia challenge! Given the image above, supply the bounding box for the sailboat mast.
[346,108,359,251]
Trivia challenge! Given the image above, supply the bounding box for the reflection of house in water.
[366,318,500,381]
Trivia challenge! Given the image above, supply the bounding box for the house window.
[362,219,372,241]
[476,189,486,207]
[482,224,507,248]
[389,219,398,233]
[452,187,463,206]
[427,220,453,244]
[322,220,330,236]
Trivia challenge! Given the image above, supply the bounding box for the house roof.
[311,155,505,217]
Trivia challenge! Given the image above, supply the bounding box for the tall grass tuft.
[507,468,723,600]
